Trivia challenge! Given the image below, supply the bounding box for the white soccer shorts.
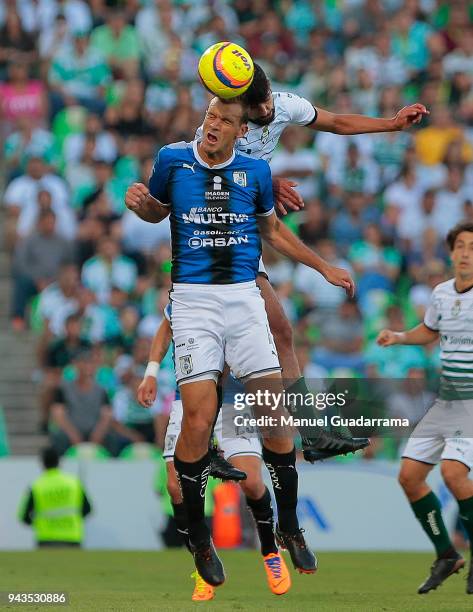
[169,281,280,384]
[163,400,262,461]
[402,398,473,470]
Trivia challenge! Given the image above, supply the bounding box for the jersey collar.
[192,139,235,169]
[454,281,473,294]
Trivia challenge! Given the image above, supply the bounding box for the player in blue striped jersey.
[126,95,354,587]
[147,139,274,285]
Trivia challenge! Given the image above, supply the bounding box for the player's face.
[451,231,473,280]
[246,93,275,126]
[201,99,248,156]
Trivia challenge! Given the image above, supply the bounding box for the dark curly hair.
[241,63,271,107]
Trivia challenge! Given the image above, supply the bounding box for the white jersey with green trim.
[424,278,473,399]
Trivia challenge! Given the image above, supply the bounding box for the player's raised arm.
[137,314,173,408]
[376,323,439,347]
[258,212,355,297]
[311,104,429,135]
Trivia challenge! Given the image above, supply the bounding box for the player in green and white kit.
[377,221,473,595]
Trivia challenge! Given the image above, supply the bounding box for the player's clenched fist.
[137,376,157,408]
[376,329,404,347]
[125,182,150,212]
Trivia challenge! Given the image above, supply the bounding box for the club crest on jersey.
[261,125,270,144]
[179,354,193,375]
[451,299,461,317]
[233,171,247,187]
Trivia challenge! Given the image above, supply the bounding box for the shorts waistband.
[172,281,257,292]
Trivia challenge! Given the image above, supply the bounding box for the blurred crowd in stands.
[3,0,473,457]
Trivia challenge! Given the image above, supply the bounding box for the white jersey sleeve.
[275,92,317,126]
[424,288,441,331]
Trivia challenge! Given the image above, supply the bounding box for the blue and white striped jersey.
[149,140,274,284]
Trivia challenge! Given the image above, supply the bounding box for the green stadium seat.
[0,406,10,457]
[64,443,111,460]
[119,443,162,460]
[28,294,44,334]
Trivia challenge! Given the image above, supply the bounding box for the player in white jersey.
[377,222,473,596]
[227,63,427,461]
[127,63,426,461]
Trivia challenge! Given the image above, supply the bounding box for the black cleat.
[302,431,370,463]
[191,538,225,587]
[417,555,465,594]
[209,447,247,481]
[467,559,473,594]
[275,525,317,574]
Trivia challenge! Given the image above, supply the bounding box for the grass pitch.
[0,550,471,611]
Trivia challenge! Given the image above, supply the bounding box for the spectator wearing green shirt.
[49,31,111,117]
[90,9,140,80]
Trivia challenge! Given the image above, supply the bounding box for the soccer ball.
[198,41,254,99]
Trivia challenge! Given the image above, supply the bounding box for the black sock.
[458,495,473,554]
[246,487,278,556]
[174,451,211,547]
[262,445,299,534]
[410,492,455,558]
[171,502,191,553]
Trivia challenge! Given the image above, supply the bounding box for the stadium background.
[0,0,472,558]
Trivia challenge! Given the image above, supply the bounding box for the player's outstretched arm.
[376,323,438,347]
[258,212,355,297]
[312,104,429,135]
[125,182,170,223]
[137,316,173,408]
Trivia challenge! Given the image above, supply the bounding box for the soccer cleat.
[467,559,473,594]
[191,538,225,587]
[209,447,247,481]
[275,526,317,574]
[417,555,465,594]
[263,552,291,595]
[302,431,370,463]
[191,570,215,601]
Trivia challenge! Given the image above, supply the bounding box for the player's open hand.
[272,177,304,216]
[137,376,157,408]
[323,265,355,297]
[376,329,402,347]
[392,104,429,130]
[125,182,149,212]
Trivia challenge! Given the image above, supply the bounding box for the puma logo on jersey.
[182,162,196,173]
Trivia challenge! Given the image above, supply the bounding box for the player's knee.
[398,468,423,496]
[239,471,265,499]
[440,461,468,495]
[181,412,213,442]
